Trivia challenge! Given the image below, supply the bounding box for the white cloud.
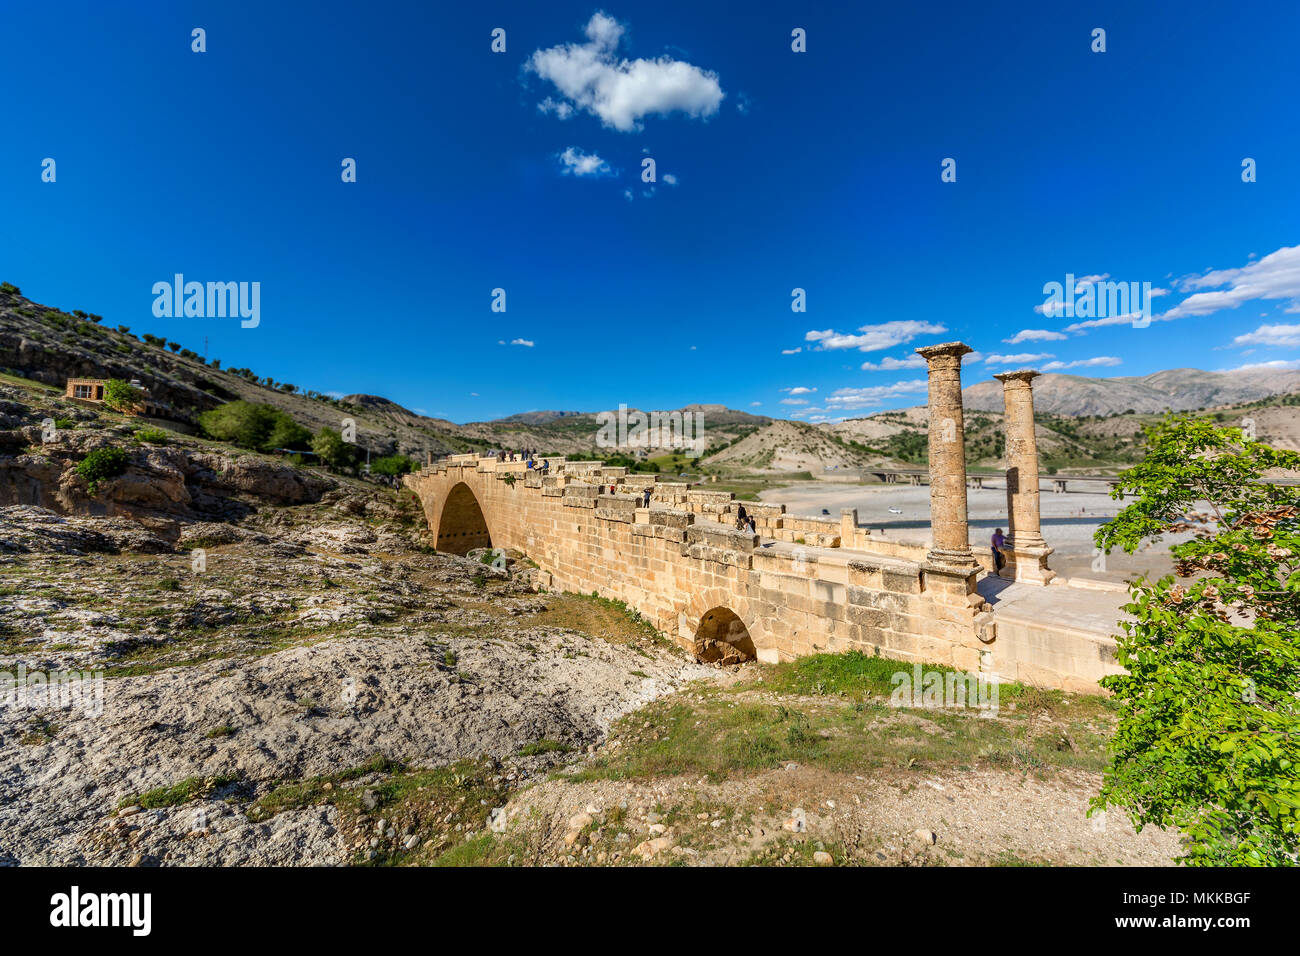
[1036,274,1168,319]
[984,352,1054,365]
[538,97,575,120]
[860,355,926,371]
[781,347,802,355]
[824,380,930,411]
[1003,328,1067,344]
[1221,358,1300,372]
[510,338,534,347]
[780,397,809,405]
[1040,356,1122,371]
[782,386,817,395]
[1164,245,1300,319]
[1036,274,1108,316]
[1230,323,1300,348]
[527,13,724,132]
[557,146,613,177]
[1063,312,1154,333]
[749,401,761,407]
[662,173,678,185]
[805,321,947,353]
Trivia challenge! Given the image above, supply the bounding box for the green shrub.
[75,447,129,495]
[197,400,310,453]
[0,281,19,295]
[371,454,414,476]
[134,427,169,444]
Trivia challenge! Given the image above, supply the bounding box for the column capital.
[993,369,1041,384]
[915,341,974,362]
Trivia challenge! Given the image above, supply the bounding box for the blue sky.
[3,0,1298,423]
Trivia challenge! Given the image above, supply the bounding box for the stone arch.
[694,606,757,664]
[435,481,492,554]
[680,587,763,664]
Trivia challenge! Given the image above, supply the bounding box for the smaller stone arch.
[694,606,757,664]
[680,587,765,663]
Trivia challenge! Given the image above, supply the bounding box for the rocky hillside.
[828,390,1300,474]
[0,283,765,463]
[961,367,1300,417]
[0,284,477,459]
[703,420,898,473]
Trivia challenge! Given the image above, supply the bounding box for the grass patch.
[120,772,242,810]
[527,591,672,648]
[564,652,1116,784]
[247,755,511,866]
[18,717,58,746]
[517,738,574,757]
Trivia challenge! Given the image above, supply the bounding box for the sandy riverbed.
[760,479,1190,584]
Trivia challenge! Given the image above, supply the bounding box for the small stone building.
[65,378,106,401]
[64,377,168,418]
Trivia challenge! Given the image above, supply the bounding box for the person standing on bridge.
[991,528,1006,574]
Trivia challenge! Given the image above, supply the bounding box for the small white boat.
[888,507,903,514]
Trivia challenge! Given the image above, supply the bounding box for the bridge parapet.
[409,399,1116,691]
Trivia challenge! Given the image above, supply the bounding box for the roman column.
[915,342,977,569]
[993,369,1055,584]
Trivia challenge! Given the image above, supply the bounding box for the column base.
[920,556,984,610]
[1001,536,1055,586]
[925,547,980,571]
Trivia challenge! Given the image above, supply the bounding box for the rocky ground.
[0,381,1184,867]
[0,496,714,866]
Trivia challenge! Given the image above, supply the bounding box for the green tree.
[311,427,359,471]
[371,454,415,476]
[1092,415,1300,865]
[197,401,310,453]
[102,378,144,413]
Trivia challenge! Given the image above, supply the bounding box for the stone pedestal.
[840,508,858,546]
[993,369,1055,585]
[915,342,978,571]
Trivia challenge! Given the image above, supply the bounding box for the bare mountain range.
[960,367,1300,417]
[3,283,1298,470]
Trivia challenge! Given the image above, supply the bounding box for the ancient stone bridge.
[406,345,1123,693]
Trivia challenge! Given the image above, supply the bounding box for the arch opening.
[694,607,756,664]
[436,482,492,555]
